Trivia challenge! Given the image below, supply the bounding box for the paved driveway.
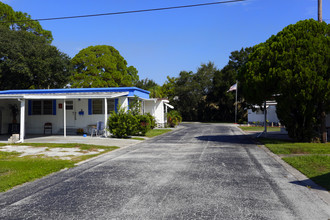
[0,123,329,219]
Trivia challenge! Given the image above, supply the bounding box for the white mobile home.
[144,98,174,127]
[0,87,172,142]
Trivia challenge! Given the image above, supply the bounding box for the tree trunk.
[321,110,327,143]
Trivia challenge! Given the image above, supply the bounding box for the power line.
[1,0,247,23]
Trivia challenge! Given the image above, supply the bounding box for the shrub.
[167,110,182,127]
[134,114,152,136]
[145,112,156,129]
[107,109,138,138]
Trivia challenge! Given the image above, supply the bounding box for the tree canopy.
[209,48,251,122]
[70,45,138,88]
[0,2,53,43]
[238,19,330,142]
[0,26,71,90]
[135,78,165,98]
[164,62,223,121]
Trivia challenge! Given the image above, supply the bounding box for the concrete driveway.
[0,123,329,219]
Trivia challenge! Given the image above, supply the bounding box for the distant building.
[247,101,279,125]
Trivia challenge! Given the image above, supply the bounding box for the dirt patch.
[0,145,105,160]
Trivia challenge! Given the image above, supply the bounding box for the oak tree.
[70,45,138,88]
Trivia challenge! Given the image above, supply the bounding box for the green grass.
[259,138,330,155]
[283,155,330,191]
[131,137,145,141]
[0,143,119,192]
[145,129,172,137]
[259,138,330,191]
[239,126,281,132]
[0,155,75,192]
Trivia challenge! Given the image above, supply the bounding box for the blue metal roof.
[0,87,150,99]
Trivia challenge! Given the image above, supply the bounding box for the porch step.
[58,128,77,135]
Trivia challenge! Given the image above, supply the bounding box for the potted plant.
[9,104,18,123]
[76,128,84,135]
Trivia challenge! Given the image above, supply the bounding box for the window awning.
[164,103,174,109]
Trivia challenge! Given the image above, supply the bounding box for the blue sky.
[3,0,329,85]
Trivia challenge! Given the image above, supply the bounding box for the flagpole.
[235,80,238,124]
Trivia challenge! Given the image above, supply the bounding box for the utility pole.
[318,0,327,143]
[318,0,322,22]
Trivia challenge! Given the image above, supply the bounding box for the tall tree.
[209,48,251,122]
[239,19,330,142]
[0,2,53,43]
[0,26,71,90]
[166,62,219,121]
[135,78,163,98]
[127,66,139,86]
[70,45,138,88]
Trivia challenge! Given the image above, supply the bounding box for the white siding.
[144,99,167,126]
[25,98,126,134]
[248,105,279,123]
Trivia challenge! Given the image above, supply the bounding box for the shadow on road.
[195,135,256,145]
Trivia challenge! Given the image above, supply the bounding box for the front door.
[65,100,76,127]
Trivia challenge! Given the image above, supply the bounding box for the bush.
[107,109,138,138]
[145,112,156,129]
[134,114,152,136]
[108,107,157,138]
[167,110,182,127]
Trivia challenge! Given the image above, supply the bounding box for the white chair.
[91,121,105,137]
[97,121,105,136]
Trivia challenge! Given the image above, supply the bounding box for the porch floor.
[0,134,141,147]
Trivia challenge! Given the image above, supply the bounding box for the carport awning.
[0,92,129,100]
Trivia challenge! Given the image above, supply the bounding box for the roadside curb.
[237,126,330,206]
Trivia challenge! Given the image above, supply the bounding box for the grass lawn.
[239,126,281,132]
[259,138,330,155]
[259,138,330,191]
[283,156,330,190]
[0,143,118,192]
[145,129,172,137]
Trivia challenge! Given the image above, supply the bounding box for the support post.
[63,100,66,137]
[257,101,268,138]
[104,98,108,137]
[235,80,238,124]
[264,101,267,136]
[19,99,25,143]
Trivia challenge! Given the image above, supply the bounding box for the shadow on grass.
[290,172,330,192]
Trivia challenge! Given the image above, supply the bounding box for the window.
[66,101,73,110]
[92,99,103,114]
[32,100,53,115]
[32,101,42,115]
[107,99,115,114]
[89,99,117,115]
[43,100,53,115]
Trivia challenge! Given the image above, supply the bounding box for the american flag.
[227,83,237,92]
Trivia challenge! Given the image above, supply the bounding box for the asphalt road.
[0,123,329,219]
